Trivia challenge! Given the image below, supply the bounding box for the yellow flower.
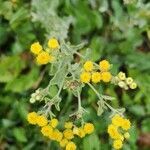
[41,125,53,137]
[66,141,76,150]
[113,140,123,149]
[120,135,124,141]
[56,131,63,142]
[83,123,94,134]
[37,115,48,127]
[63,129,74,140]
[27,112,38,125]
[121,119,131,131]
[73,127,79,135]
[124,132,130,139]
[118,72,126,80]
[36,51,51,65]
[107,124,121,139]
[50,118,58,128]
[101,72,112,82]
[60,138,68,147]
[99,60,110,71]
[83,61,93,72]
[77,127,85,138]
[126,77,133,85]
[129,82,137,89]
[48,38,59,49]
[111,114,124,127]
[91,72,101,83]
[80,72,91,83]
[64,122,73,129]
[51,129,63,142]
[30,42,42,55]
[48,130,54,140]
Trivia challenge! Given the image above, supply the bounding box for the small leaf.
[97,100,104,116]
[50,64,68,88]
[102,95,115,101]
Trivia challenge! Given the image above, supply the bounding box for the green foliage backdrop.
[0,0,150,149]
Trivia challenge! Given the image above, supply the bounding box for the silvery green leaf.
[55,102,60,111]
[53,96,61,111]
[97,107,104,116]
[50,65,67,87]
[31,0,73,40]
[97,100,104,116]
[117,108,126,113]
[69,63,80,71]
[49,63,59,76]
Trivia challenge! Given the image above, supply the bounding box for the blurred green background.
[0,0,150,149]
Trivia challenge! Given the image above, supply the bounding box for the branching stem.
[87,83,122,115]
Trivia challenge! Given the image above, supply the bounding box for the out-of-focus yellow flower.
[50,118,58,128]
[91,72,101,83]
[124,132,130,139]
[27,112,38,125]
[121,119,131,131]
[99,60,110,71]
[66,141,76,150]
[118,72,126,80]
[80,72,91,83]
[73,127,79,135]
[113,140,123,149]
[60,138,68,147]
[107,124,121,139]
[83,123,94,134]
[111,114,124,127]
[77,127,85,138]
[64,122,73,129]
[63,129,74,140]
[51,129,63,142]
[48,38,60,49]
[37,115,48,127]
[36,51,51,65]
[126,77,133,85]
[30,42,42,55]
[83,61,93,72]
[41,125,53,137]
[101,72,112,82]
[129,82,137,89]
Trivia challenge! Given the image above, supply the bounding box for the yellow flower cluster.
[116,72,137,90]
[27,113,94,150]
[27,112,48,126]
[107,114,131,149]
[73,123,94,138]
[30,38,59,65]
[80,60,112,83]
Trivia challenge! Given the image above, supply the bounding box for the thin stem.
[87,83,122,115]
[87,83,103,99]
[77,90,82,110]
[75,51,85,59]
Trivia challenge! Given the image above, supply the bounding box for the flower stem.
[77,90,82,110]
[87,83,103,99]
[87,83,122,115]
